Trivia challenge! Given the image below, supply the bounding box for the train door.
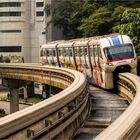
[40,48,48,64]
[63,48,69,68]
[92,45,98,85]
[68,47,75,68]
[89,46,96,68]
[80,47,85,69]
[92,45,104,87]
[78,47,83,72]
[46,49,50,65]
[64,47,72,68]
[79,46,88,77]
[84,46,92,82]
[52,49,58,66]
[97,46,105,88]
[48,49,55,66]
[74,47,81,71]
[58,48,65,67]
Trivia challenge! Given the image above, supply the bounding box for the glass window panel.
[36,11,44,16]
[0,46,21,52]
[36,2,44,7]
[104,44,134,61]
[53,50,56,56]
[84,47,87,56]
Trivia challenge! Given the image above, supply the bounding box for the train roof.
[57,42,74,48]
[41,33,125,49]
[41,43,57,49]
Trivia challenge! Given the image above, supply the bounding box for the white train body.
[40,34,137,89]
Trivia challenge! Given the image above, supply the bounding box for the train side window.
[93,46,98,57]
[58,48,63,56]
[52,49,56,56]
[69,48,72,57]
[77,47,80,56]
[97,47,102,58]
[49,49,53,56]
[63,48,67,57]
[84,47,87,56]
[90,45,96,66]
[66,48,70,57]
[90,46,94,57]
[79,47,83,57]
[46,50,50,56]
[44,49,47,56]
[90,47,93,57]
[75,48,78,56]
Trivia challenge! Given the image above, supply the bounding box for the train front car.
[100,35,137,89]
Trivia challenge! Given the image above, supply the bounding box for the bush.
[4,56,10,63]
[0,108,5,114]
[0,55,4,62]
[0,108,6,117]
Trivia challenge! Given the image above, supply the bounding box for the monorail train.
[40,34,137,89]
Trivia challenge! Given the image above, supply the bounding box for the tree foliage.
[79,6,113,37]
[113,8,140,45]
[45,0,140,74]
[46,1,140,39]
[49,0,86,39]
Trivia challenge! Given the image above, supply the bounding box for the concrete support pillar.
[2,79,27,114]
[10,89,19,113]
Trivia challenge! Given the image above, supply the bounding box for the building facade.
[0,0,62,63]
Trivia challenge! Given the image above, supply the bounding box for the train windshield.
[104,44,134,61]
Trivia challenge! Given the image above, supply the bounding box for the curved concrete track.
[0,64,140,139]
[95,73,140,140]
[0,64,88,139]
[73,87,128,139]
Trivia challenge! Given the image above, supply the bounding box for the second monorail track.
[72,86,129,139]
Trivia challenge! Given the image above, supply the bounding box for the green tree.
[45,0,140,40]
[113,8,140,45]
[79,6,113,37]
[113,8,140,74]
[48,0,85,39]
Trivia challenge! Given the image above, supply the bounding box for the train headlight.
[106,62,114,66]
[131,58,136,63]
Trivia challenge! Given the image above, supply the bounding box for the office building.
[0,0,62,63]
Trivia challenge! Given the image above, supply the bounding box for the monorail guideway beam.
[2,79,27,113]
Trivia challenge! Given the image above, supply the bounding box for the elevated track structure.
[0,64,139,139]
[0,64,88,139]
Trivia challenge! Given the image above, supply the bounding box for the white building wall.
[30,0,46,62]
[0,0,31,62]
[0,0,62,63]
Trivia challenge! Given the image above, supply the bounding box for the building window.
[36,11,44,16]
[0,12,21,17]
[0,2,21,7]
[36,2,44,7]
[0,30,21,33]
[0,46,21,52]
